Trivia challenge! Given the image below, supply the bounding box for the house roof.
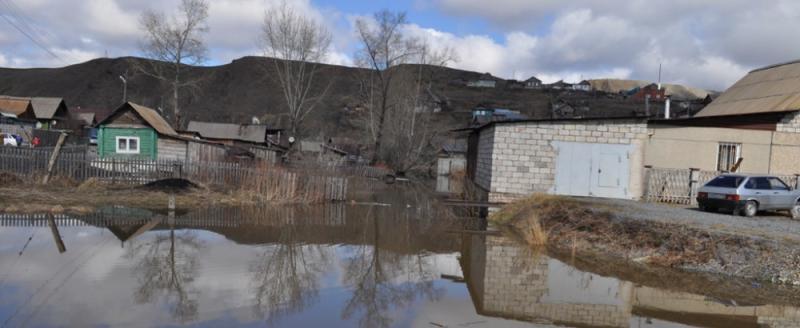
[71,106,114,123]
[75,113,95,125]
[0,96,67,120]
[695,59,800,117]
[456,115,648,132]
[588,79,709,100]
[525,76,541,83]
[29,97,64,119]
[186,121,277,143]
[0,96,32,116]
[100,102,178,137]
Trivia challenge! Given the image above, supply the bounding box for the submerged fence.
[643,166,800,205]
[0,145,348,201]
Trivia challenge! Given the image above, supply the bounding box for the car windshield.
[705,175,745,188]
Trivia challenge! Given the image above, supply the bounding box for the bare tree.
[354,11,454,168]
[138,0,209,128]
[260,2,332,139]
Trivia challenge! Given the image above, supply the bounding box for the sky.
[2,0,800,91]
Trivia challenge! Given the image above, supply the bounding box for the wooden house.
[0,96,73,129]
[524,76,542,89]
[97,102,229,162]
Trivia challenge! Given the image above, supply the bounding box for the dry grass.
[490,193,752,268]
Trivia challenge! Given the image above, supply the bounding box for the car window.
[747,177,772,190]
[706,175,745,188]
[768,177,790,190]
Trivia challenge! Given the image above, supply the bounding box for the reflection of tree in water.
[126,227,204,323]
[249,215,333,324]
[341,206,445,328]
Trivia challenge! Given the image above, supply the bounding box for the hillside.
[0,56,708,140]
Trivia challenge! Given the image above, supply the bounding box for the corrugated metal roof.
[186,121,270,143]
[29,97,64,119]
[128,102,178,137]
[695,60,800,117]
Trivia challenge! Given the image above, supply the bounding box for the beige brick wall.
[777,111,800,133]
[473,119,649,202]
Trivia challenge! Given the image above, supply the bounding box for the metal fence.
[643,166,800,205]
[0,145,348,201]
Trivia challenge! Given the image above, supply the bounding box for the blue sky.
[2,0,800,90]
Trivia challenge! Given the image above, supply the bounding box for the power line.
[0,0,64,63]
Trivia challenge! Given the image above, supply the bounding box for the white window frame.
[717,142,741,172]
[116,136,140,154]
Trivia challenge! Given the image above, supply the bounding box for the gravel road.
[579,197,800,243]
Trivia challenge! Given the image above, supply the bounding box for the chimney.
[664,96,671,119]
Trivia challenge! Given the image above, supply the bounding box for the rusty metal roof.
[0,96,33,116]
[696,60,800,117]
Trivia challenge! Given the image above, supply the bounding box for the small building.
[467,73,498,88]
[524,76,542,89]
[471,107,527,126]
[547,80,572,90]
[437,139,468,193]
[186,121,283,162]
[465,59,800,203]
[0,96,72,129]
[97,102,228,162]
[572,80,592,92]
[629,83,666,102]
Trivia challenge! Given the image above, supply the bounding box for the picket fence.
[0,145,348,201]
[644,166,800,205]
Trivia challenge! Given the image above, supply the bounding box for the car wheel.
[791,203,800,220]
[739,201,757,217]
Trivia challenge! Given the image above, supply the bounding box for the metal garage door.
[552,141,632,199]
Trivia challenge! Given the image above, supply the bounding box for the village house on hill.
[524,76,542,89]
[465,59,800,203]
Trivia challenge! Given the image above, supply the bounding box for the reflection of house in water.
[460,234,800,328]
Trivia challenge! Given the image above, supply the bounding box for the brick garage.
[467,117,650,203]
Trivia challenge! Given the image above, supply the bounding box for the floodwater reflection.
[1,199,800,327]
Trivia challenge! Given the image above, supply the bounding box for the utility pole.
[119,75,127,103]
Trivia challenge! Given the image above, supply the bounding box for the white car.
[1,133,18,147]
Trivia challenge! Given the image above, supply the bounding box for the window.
[116,136,140,154]
[768,177,790,190]
[717,142,741,171]
[706,175,745,188]
[745,177,771,190]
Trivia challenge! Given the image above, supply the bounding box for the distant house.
[186,121,283,162]
[506,80,525,89]
[186,121,281,147]
[572,80,593,92]
[630,83,666,102]
[471,107,527,126]
[547,80,572,90]
[467,73,498,88]
[524,76,542,89]
[97,102,229,162]
[0,96,72,129]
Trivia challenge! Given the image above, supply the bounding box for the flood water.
[1,192,799,327]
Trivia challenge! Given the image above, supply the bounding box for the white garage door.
[552,141,632,199]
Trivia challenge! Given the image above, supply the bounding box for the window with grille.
[717,142,741,171]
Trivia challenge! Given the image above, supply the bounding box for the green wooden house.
[97,102,228,162]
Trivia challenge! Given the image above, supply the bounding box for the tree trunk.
[173,80,180,129]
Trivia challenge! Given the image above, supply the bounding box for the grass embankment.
[491,194,800,284]
[0,172,333,214]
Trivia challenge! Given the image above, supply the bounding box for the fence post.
[642,165,652,202]
[795,174,800,190]
[688,168,700,205]
[112,158,117,185]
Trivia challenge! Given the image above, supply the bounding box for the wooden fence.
[286,160,393,179]
[644,166,799,205]
[0,145,348,201]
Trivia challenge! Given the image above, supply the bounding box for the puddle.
[0,200,798,327]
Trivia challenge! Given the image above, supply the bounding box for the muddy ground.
[492,194,800,286]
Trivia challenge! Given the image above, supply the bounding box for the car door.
[768,177,794,209]
[746,177,773,209]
